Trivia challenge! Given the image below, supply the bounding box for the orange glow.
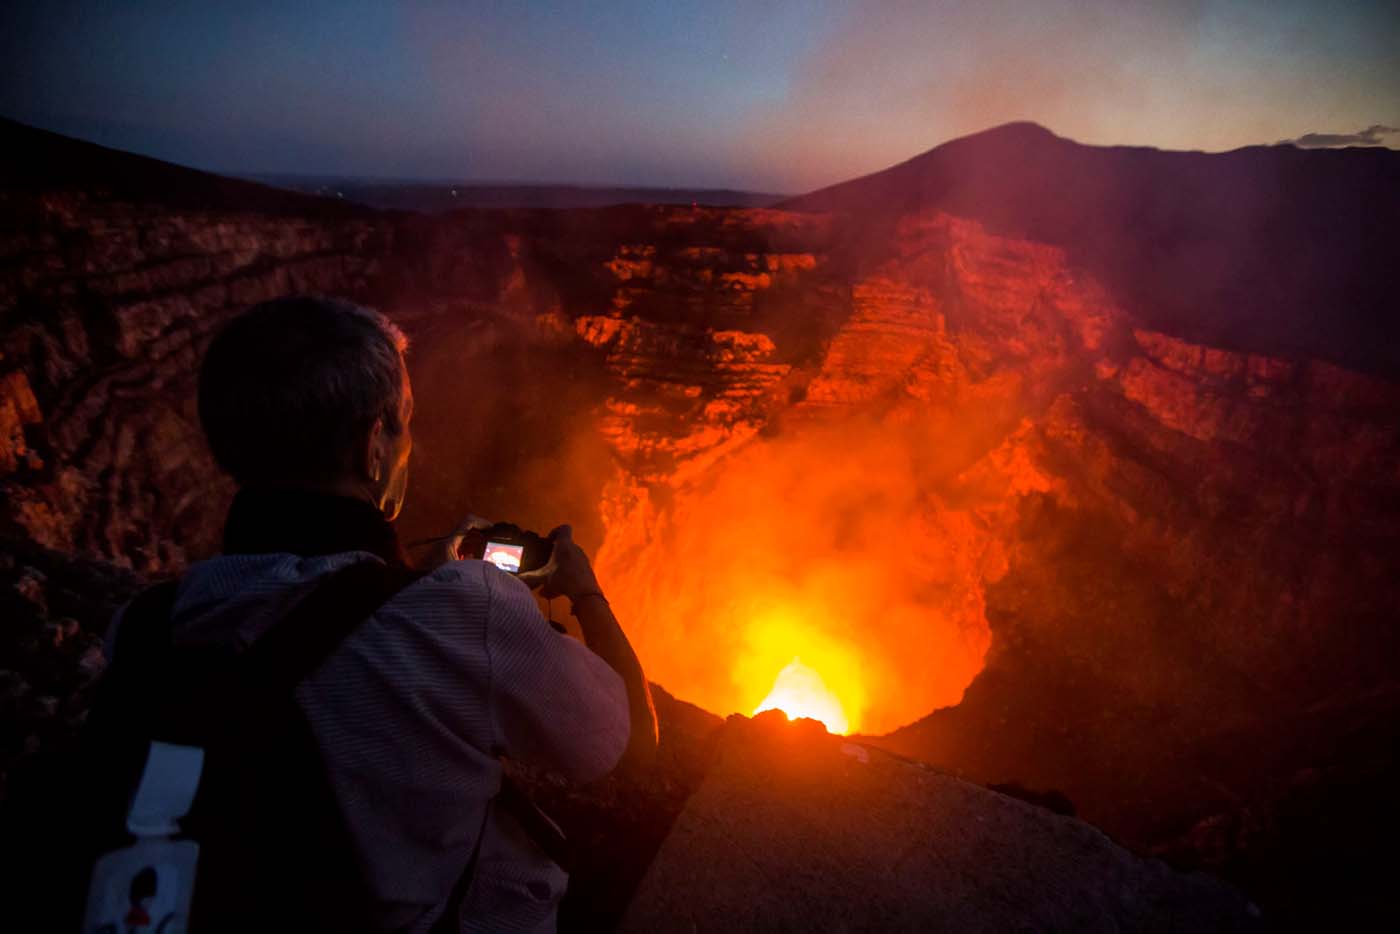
[595,416,1001,736]
[753,658,852,734]
[738,610,867,734]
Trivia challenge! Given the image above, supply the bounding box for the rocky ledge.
[621,713,1259,932]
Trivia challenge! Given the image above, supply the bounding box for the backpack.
[62,559,478,933]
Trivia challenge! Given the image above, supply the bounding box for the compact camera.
[464,522,553,575]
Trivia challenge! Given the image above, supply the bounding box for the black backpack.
[39,560,480,933]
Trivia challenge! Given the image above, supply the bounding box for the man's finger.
[516,558,555,592]
[452,514,492,536]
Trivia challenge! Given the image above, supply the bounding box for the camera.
[465,522,553,575]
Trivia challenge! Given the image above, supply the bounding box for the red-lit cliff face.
[0,200,393,568]
[0,128,533,569]
[4,120,1399,887]
[579,211,1122,734]
[574,200,1400,791]
[946,333,1400,843]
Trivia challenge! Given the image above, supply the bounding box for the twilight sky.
[2,0,1397,192]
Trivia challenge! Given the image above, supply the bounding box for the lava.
[734,608,869,733]
[595,415,996,737]
[753,658,851,734]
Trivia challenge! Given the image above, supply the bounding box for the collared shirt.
[110,550,630,933]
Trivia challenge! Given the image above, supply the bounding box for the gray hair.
[198,295,409,487]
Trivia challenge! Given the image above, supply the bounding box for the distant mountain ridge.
[784,121,1400,378]
[5,114,1397,375]
[0,117,783,215]
[0,117,372,218]
[247,175,787,212]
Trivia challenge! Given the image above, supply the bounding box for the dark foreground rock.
[508,683,725,931]
[0,535,143,799]
[622,712,1261,933]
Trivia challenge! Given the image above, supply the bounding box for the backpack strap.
[116,560,521,933]
[235,558,424,693]
[5,579,183,934]
[111,579,181,665]
[87,579,186,837]
[141,559,424,744]
[186,559,431,932]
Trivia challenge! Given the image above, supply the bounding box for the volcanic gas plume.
[593,415,1000,735]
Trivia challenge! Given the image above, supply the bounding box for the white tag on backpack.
[82,741,205,933]
[124,741,204,837]
[82,837,199,934]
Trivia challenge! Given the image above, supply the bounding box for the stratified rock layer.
[0,193,394,568]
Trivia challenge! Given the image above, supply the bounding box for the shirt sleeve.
[102,600,130,663]
[482,565,630,783]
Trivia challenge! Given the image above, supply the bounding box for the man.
[132,295,657,931]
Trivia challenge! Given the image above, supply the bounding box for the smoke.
[396,308,617,558]
[595,411,1001,736]
[1279,124,1400,148]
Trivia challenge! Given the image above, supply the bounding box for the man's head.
[198,295,414,519]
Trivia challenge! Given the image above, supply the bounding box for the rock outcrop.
[622,713,1260,932]
[0,535,143,799]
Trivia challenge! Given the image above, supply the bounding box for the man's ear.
[360,417,385,482]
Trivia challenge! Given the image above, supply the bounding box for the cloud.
[1280,124,1400,148]
[731,0,1221,190]
[735,0,1400,190]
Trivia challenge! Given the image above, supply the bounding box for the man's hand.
[517,525,602,600]
[518,524,657,771]
[421,514,492,571]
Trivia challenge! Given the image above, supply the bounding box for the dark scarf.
[222,488,408,567]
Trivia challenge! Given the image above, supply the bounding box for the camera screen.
[482,541,525,573]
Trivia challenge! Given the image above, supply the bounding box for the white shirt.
[113,551,630,933]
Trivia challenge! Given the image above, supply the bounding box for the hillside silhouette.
[785,122,1400,378]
